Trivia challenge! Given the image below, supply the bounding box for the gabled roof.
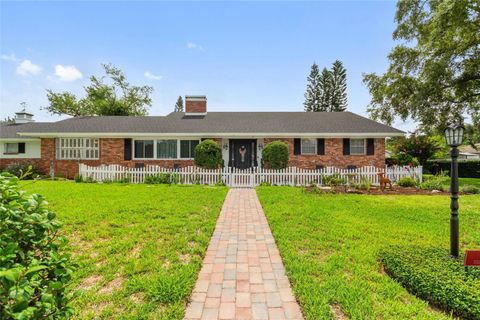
[3,112,404,138]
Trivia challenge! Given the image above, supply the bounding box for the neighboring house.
[0,96,404,178]
[459,144,480,160]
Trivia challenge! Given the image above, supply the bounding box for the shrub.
[0,173,76,318]
[397,177,417,187]
[194,140,223,169]
[460,185,480,194]
[425,159,480,178]
[356,177,372,191]
[3,161,41,180]
[261,141,289,169]
[145,173,172,184]
[74,173,83,183]
[381,246,480,319]
[419,172,448,191]
[322,173,346,187]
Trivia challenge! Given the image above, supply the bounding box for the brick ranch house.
[0,96,404,178]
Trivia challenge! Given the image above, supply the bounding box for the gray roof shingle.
[1,112,404,138]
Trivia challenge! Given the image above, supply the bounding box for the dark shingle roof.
[0,122,51,139]
[3,112,404,137]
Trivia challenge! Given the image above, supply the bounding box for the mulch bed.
[304,185,451,195]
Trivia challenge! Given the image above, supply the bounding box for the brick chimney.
[185,95,207,115]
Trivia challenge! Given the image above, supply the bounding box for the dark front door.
[229,139,257,169]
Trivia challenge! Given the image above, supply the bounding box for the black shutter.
[293,139,301,155]
[343,138,350,155]
[367,138,375,155]
[124,139,132,160]
[18,143,26,154]
[317,139,325,155]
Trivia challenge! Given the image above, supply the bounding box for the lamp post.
[444,125,465,258]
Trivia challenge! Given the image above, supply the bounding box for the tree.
[363,0,480,131]
[304,63,322,112]
[464,123,480,149]
[174,96,184,112]
[330,60,347,112]
[45,64,153,117]
[390,134,442,165]
[319,68,333,112]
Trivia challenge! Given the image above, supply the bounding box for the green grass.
[257,187,480,319]
[423,175,480,188]
[20,181,228,320]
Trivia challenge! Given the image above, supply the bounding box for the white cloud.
[144,71,162,80]
[16,60,42,76]
[54,65,83,81]
[187,42,205,51]
[1,53,18,62]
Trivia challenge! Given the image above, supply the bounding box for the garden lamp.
[443,125,465,258]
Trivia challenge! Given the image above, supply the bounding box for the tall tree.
[304,63,322,112]
[319,68,332,112]
[45,64,153,117]
[174,96,184,112]
[330,60,347,112]
[363,0,480,131]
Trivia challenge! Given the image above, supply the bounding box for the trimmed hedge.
[194,140,223,169]
[261,141,289,169]
[381,246,480,319]
[425,159,480,178]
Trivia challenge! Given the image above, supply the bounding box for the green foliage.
[3,161,41,180]
[390,135,441,165]
[321,173,346,187]
[261,141,289,169]
[174,96,184,112]
[304,60,348,112]
[464,124,480,149]
[397,176,417,188]
[363,0,480,131]
[356,177,372,191]
[45,63,153,117]
[381,246,480,319]
[194,140,223,169]
[74,174,83,183]
[144,173,176,184]
[420,172,449,191]
[460,184,480,194]
[425,159,480,178]
[0,174,76,319]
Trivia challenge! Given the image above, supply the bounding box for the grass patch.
[20,180,227,319]
[257,187,480,319]
[382,246,480,319]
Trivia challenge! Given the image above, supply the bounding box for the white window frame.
[350,138,366,155]
[56,138,99,160]
[132,138,201,160]
[4,143,19,154]
[133,139,155,160]
[301,138,317,155]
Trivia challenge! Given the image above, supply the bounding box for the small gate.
[229,168,255,188]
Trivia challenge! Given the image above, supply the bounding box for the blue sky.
[0,1,412,130]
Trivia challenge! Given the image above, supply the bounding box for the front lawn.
[257,187,480,319]
[20,181,227,319]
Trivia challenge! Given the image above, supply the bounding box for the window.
[180,140,199,159]
[5,143,19,154]
[301,139,316,155]
[134,140,154,159]
[350,139,366,155]
[57,138,99,159]
[157,140,177,159]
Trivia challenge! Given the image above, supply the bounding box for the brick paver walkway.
[184,189,304,320]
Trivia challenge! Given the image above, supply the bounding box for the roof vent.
[14,108,35,124]
[185,95,207,116]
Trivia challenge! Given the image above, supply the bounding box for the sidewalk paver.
[184,189,304,320]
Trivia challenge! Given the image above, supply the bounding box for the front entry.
[229,139,257,169]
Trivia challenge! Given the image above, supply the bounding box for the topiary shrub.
[0,173,76,319]
[397,177,417,187]
[261,141,289,169]
[381,246,480,319]
[194,140,223,169]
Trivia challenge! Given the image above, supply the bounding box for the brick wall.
[264,138,385,169]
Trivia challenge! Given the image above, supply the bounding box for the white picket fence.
[78,163,422,188]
